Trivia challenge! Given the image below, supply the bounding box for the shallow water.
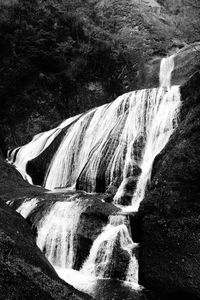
[55,268,157,300]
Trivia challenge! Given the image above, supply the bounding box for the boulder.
[0,157,43,202]
[94,231,131,281]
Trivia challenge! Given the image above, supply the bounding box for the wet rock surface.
[135,72,200,299]
[93,232,131,281]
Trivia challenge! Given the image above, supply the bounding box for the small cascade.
[16,197,39,218]
[159,55,174,87]
[36,198,88,269]
[81,215,138,284]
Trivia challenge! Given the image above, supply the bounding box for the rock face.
[0,199,91,300]
[136,71,200,299]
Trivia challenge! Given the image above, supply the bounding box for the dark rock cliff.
[135,71,200,299]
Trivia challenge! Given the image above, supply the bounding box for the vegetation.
[0,0,199,147]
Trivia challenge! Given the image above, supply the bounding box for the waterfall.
[81,215,138,284]
[7,54,181,293]
[36,198,88,269]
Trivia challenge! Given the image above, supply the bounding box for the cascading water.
[114,55,181,210]
[131,86,180,209]
[44,91,156,191]
[16,197,39,218]
[36,198,88,269]
[80,215,138,284]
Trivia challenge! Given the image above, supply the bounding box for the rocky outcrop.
[172,43,200,86]
[136,71,200,299]
[142,42,200,89]
[0,199,91,300]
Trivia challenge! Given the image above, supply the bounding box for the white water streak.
[16,197,39,218]
[36,199,88,269]
[45,87,179,192]
[130,55,180,210]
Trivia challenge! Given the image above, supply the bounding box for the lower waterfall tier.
[7,191,139,289]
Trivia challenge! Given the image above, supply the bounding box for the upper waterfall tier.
[9,86,180,196]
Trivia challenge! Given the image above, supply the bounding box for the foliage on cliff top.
[0,0,199,147]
